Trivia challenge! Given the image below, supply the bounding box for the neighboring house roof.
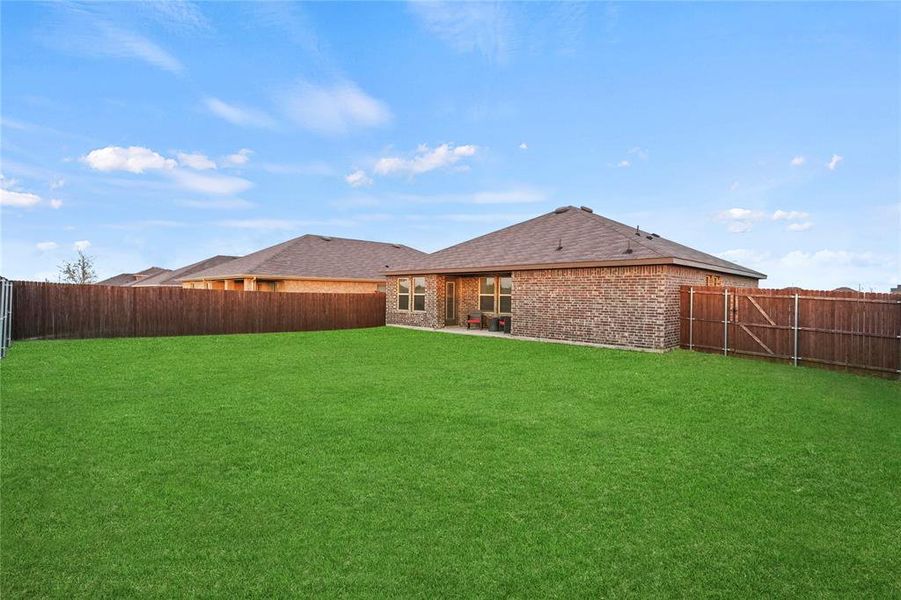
[132,255,239,287]
[180,235,427,282]
[387,205,766,279]
[97,267,170,286]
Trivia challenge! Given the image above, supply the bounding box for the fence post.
[723,287,729,356]
[793,293,799,367]
[689,287,694,350]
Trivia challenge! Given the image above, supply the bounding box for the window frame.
[479,277,496,312]
[412,276,427,312]
[397,277,410,311]
[479,275,512,314]
[498,276,512,314]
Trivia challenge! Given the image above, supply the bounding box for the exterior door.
[445,281,457,325]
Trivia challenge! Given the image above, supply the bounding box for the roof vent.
[634,225,641,236]
[320,236,332,241]
[624,241,633,254]
[391,244,401,249]
[646,235,653,240]
[580,206,593,213]
[554,206,570,214]
[652,233,660,238]
[556,237,563,251]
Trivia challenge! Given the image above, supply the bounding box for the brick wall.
[386,275,445,328]
[387,266,759,349]
[513,265,758,349]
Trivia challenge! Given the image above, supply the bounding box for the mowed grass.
[1,327,899,598]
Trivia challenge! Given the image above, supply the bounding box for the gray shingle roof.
[180,235,427,281]
[387,206,766,279]
[132,255,239,287]
[97,267,170,286]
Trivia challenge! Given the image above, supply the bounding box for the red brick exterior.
[386,265,758,349]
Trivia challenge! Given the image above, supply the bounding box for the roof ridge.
[427,208,564,257]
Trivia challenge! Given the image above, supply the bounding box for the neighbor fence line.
[0,277,12,358]
[680,286,900,377]
[10,281,386,341]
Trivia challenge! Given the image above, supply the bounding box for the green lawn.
[1,327,899,597]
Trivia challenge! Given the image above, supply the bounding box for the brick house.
[179,234,425,293]
[385,206,765,350]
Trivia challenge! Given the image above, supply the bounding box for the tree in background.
[58,251,97,284]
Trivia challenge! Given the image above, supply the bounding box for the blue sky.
[2,1,898,289]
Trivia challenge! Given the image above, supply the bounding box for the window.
[479,277,496,311]
[705,274,723,287]
[479,276,512,313]
[498,276,512,314]
[412,277,426,311]
[397,278,410,310]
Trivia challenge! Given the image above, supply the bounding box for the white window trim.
[479,277,496,312]
[397,277,410,311]
[479,276,512,314]
[411,276,427,312]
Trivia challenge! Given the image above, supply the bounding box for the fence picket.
[681,286,900,378]
[9,281,386,341]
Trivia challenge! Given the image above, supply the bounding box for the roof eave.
[385,257,766,279]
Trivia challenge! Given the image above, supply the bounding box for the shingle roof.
[180,235,427,282]
[132,255,239,287]
[97,267,170,286]
[387,206,766,279]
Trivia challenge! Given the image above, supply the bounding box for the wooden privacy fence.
[11,281,386,341]
[680,286,900,377]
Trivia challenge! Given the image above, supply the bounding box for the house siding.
[387,265,758,349]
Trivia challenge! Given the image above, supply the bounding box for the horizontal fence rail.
[680,286,901,378]
[11,281,386,341]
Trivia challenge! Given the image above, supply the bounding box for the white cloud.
[409,1,512,64]
[787,222,813,232]
[36,241,59,251]
[50,198,63,209]
[82,146,177,173]
[790,155,806,166]
[73,240,91,251]
[97,24,184,74]
[204,97,275,128]
[277,79,391,135]
[716,207,765,233]
[0,188,42,207]
[220,149,253,168]
[345,170,373,188]
[729,181,740,192]
[374,144,478,177]
[177,152,217,170]
[168,170,253,196]
[719,208,760,220]
[628,147,649,160]
[615,160,631,168]
[826,154,843,171]
[519,142,528,150]
[49,177,66,190]
[772,209,810,221]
